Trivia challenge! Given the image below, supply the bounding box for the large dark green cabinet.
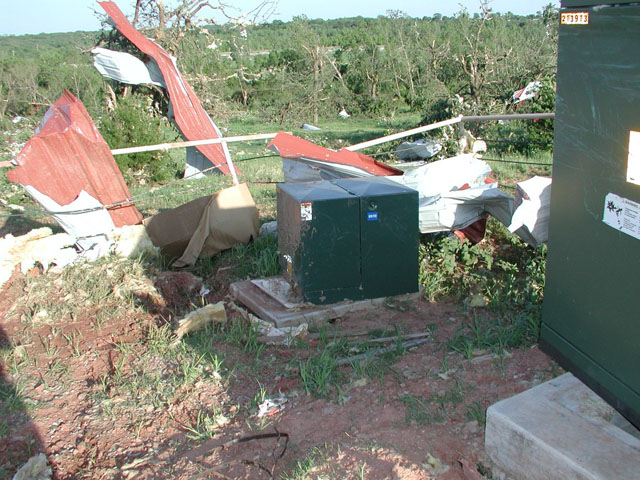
[277,177,418,305]
[541,0,640,428]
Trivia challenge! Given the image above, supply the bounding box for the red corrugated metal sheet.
[99,1,232,175]
[268,132,403,176]
[7,90,142,227]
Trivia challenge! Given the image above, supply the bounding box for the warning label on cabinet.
[300,202,312,221]
[603,193,640,241]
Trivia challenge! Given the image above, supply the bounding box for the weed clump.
[419,219,546,352]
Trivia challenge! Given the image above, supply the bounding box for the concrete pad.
[485,373,640,480]
[230,275,422,328]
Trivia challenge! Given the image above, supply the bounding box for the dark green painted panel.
[561,0,637,7]
[277,183,361,304]
[541,4,640,423]
[334,177,419,299]
[541,325,640,424]
[277,178,419,304]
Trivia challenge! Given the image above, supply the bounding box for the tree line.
[0,3,558,178]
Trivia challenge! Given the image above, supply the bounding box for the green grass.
[465,401,486,425]
[280,445,328,480]
[400,395,446,425]
[299,348,340,398]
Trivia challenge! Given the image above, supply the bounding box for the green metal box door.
[277,182,362,304]
[334,177,419,299]
[541,3,640,427]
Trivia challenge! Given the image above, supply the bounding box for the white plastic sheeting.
[395,139,442,160]
[508,176,552,247]
[390,154,490,198]
[91,47,165,87]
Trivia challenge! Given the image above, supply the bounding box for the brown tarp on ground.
[145,183,259,267]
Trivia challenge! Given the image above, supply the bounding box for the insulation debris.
[175,302,227,341]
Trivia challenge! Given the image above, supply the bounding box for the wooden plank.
[229,277,422,329]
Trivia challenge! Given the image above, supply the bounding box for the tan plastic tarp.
[145,183,259,267]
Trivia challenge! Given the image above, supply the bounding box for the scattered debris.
[422,452,450,477]
[268,132,402,183]
[257,396,288,417]
[0,228,74,288]
[335,338,429,366]
[508,176,552,247]
[457,128,488,155]
[107,224,157,258]
[254,319,308,346]
[513,81,542,104]
[91,47,165,87]
[175,302,227,341]
[389,154,513,234]
[145,183,259,267]
[259,220,278,237]
[395,139,442,161]
[12,453,52,480]
[99,1,238,180]
[6,90,143,251]
[0,223,159,290]
[338,108,350,119]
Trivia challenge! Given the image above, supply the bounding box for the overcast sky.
[0,0,560,36]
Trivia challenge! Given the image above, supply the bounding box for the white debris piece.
[339,108,350,119]
[23,187,115,252]
[91,47,165,87]
[395,139,442,161]
[12,453,52,480]
[508,176,552,247]
[108,224,157,258]
[257,396,288,417]
[391,154,491,198]
[513,81,542,104]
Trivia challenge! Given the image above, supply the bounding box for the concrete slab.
[230,275,422,328]
[485,373,640,480]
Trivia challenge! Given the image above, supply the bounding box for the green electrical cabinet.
[277,177,418,304]
[541,1,640,428]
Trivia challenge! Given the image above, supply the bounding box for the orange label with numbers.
[561,12,589,25]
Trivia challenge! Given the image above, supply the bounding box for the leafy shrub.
[99,93,183,183]
[419,223,546,314]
